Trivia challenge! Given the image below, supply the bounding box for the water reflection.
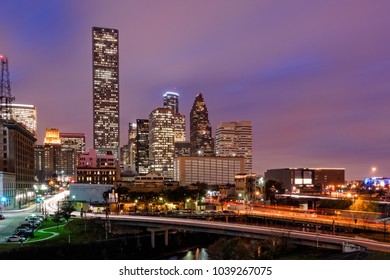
[169,248,209,260]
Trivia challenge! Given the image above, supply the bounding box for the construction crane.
[0,54,15,120]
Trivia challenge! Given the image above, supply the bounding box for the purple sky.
[1,0,390,180]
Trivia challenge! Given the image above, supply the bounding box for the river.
[166,247,209,260]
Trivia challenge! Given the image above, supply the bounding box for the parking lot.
[3,214,44,243]
[0,207,43,244]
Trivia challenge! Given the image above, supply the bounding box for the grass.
[0,217,108,251]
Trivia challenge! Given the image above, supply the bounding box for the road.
[0,204,37,243]
[0,192,67,243]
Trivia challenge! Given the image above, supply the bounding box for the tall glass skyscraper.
[163,91,186,143]
[92,27,119,159]
[190,93,214,156]
[163,91,179,114]
[135,119,149,175]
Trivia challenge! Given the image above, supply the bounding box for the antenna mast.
[0,54,15,120]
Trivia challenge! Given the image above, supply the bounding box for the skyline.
[1,0,390,180]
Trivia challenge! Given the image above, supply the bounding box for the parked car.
[25,215,42,222]
[5,235,25,242]
[29,220,41,227]
[16,230,33,238]
[19,222,33,228]
[0,214,5,220]
[15,227,31,233]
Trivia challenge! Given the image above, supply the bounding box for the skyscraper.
[135,119,149,175]
[60,132,86,155]
[173,113,186,142]
[190,93,214,156]
[34,128,77,182]
[126,122,137,170]
[149,108,175,178]
[92,27,119,159]
[163,91,186,143]
[163,91,179,114]
[60,132,86,174]
[215,121,253,173]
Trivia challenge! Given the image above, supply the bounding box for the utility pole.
[105,198,110,239]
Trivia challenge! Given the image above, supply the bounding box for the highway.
[4,192,390,253]
[105,213,390,253]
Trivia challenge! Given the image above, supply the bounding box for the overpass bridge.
[107,215,390,253]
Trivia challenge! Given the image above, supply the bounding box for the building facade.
[264,168,345,193]
[135,119,149,175]
[149,108,175,179]
[235,173,259,202]
[76,168,117,185]
[0,103,37,136]
[190,93,214,156]
[60,132,86,173]
[92,27,120,159]
[78,149,116,168]
[60,133,86,155]
[163,91,179,114]
[173,113,186,143]
[163,91,186,143]
[174,155,244,186]
[34,129,77,183]
[77,149,117,184]
[175,141,191,157]
[0,120,36,208]
[215,121,253,173]
[127,122,137,170]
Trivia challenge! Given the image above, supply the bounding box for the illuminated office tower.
[215,121,253,173]
[0,103,37,136]
[163,91,186,143]
[173,113,186,142]
[149,108,174,178]
[60,132,86,172]
[163,91,179,114]
[34,129,77,182]
[190,93,214,156]
[135,119,149,175]
[35,129,62,182]
[92,27,119,159]
[44,129,75,180]
[127,122,137,169]
[60,133,86,155]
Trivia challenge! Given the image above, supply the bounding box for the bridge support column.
[147,227,169,249]
[164,228,168,246]
[332,220,335,235]
[151,231,155,248]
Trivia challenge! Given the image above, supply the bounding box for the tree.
[51,211,62,229]
[264,180,283,204]
[207,237,260,260]
[60,202,75,223]
[349,198,379,212]
[116,186,130,202]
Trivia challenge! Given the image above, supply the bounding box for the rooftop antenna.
[0,54,15,120]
